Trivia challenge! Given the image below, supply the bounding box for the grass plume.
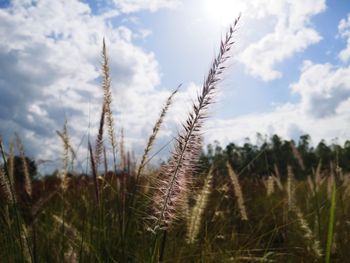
[95,102,106,168]
[150,15,241,231]
[0,166,14,204]
[57,121,71,192]
[136,86,180,182]
[15,134,32,199]
[101,38,118,173]
[186,166,214,244]
[294,207,322,258]
[287,165,295,211]
[226,161,248,221]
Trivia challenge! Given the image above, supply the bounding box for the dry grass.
[101,38,118,173]
[15,134,32,198]
[1,14,349,263]
[226,161,248,221]
[136,86,180,183]
[186,166,214,244]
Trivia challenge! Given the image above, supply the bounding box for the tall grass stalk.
[186,167,214,244]
[151,14,240,233]
[149,15,240,262]
[95,101,106,168]
[226,162,248,221]
[88,141,100,207]
[136,86,180,184]
[0,137,27,262]
[15,134,32,198]
[287,165,295,211]
[101,38,118,174]
[0,164,14,204]
[57,121,72,263]
[294,207,322,258]
[326,182,336,263]
[125,85,180,246]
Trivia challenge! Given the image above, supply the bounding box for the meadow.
[0,15,349,262]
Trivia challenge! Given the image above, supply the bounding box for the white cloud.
[237,0,325,81]
[205,54,350,147]
[113,0,180,13]
[206,8,350,145]
[0,0,185,171]
[205,102,350,147]
[291,60,350,118]
[1,0,348,174]
[338,14,350,63]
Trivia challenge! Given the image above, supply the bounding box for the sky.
[1,0,350,173]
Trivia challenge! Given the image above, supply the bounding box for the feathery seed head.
[265,176,275,196]
[15,134,32,198]
[294,207,323,258]
[186,167,214,244]
[101,39,118,172]
[290,142,305,170]
[226,162,248,221]
[149,16,240,232]
[287,165,295,211]
[136,86,179,181]
[0,166,15,204]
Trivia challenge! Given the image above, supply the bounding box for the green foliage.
[200,134,350,180]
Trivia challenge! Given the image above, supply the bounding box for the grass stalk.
[101,38,118,174]
[151,15,241,232]
[325,182,336,263]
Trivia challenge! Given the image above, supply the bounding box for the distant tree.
[315,140,332,169]
[200,134,350,181]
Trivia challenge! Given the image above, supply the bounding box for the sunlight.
[204,0,245,26]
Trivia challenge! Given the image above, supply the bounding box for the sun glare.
[205,0,245,26]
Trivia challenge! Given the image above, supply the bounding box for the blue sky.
[1,0,350,172]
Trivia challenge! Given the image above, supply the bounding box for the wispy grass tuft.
[150,15,241,232]
[0,165,14,204]
[326,179,336,263]
[294,207,323,259]
[95,101,106,168]
[226,161,248,221]
[57,121,71,192]
[15,134,32,199]
[101,38,118,173]
[287,165,295,211]
[186,166,214,244]
[136,85,180,183]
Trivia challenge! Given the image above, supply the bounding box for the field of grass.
[1,15,349,262]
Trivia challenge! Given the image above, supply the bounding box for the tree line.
[199,134,350,180]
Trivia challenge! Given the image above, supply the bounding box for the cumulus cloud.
[338,13,350,63]
[1,0,349,174]
[113,0,180,13]
[291,60,350,118]
[207,57,350,146]
[206,102,350,148]
[206,9,350,146]
[0,0,185,171]
[203,2,350,147]
[238,0,325,81]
